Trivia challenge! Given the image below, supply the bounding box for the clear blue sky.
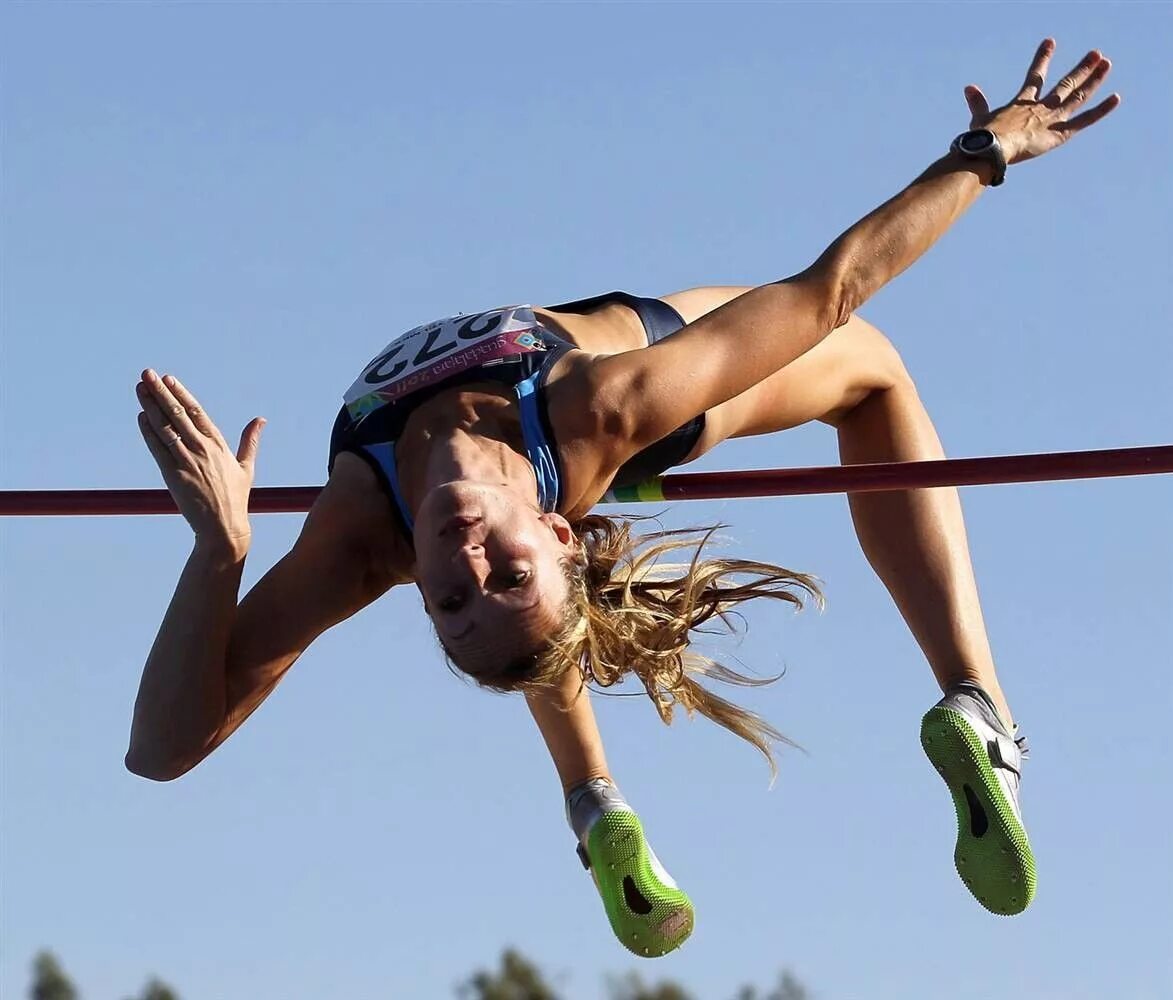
[2,4,1170,999]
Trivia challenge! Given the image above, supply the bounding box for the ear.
[540,512,578,553]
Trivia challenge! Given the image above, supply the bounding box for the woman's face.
[412,481,576,672]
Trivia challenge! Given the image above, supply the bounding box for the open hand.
[136,370,264,552]
[965,39,1120,166]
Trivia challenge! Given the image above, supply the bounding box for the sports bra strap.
[514,370,561,513]
[360,441,416,534]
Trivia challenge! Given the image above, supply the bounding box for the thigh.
[657,287,908,461]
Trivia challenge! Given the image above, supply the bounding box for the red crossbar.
[1,445,1170,517]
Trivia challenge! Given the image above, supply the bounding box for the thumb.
[237,417,266,468]
[964,84,990,124]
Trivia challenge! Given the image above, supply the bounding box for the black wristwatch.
[950,128,1007,187]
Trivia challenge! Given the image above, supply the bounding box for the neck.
[395,389,537,516]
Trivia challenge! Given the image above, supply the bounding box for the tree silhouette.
[608,971,695,1000]
[458,948,561,1000]
[733,969,810,1000]
[30,952,78,1000]
[458,948,811,1000]
[123,977,181,1000]
[25,944,811,999]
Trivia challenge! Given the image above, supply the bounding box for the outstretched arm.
[126,373,404,780]
[588,41,1118,452]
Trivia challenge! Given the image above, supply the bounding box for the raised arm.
[589,41,1118,451]
[125,373,404,780]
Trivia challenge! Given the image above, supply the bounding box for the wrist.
[946,148,997,186]
[194,531,250,564]
[993,130,1022,164]
[950,128,1007,186]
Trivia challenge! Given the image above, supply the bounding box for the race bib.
[343,305,547,419]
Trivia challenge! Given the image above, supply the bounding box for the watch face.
[960,130,994,153]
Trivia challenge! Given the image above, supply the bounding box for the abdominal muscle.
[334,298,670,579]
[413,298,666,519]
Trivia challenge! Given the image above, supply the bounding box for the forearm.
[125,539,247,779]
[728,150,994,361]
[600,150,996,448]
[808,150,993,323]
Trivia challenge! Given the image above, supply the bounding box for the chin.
[415,481,490,522]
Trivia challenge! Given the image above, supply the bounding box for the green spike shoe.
[577,808,694,957]
[921,682,1036,915]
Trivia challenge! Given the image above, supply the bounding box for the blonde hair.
[446,514,822,778]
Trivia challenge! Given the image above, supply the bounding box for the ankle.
[561,769,612,797]
[946,676,1014,731]
[566,777,629,841]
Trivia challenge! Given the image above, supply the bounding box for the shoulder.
[540,351,646,517]
[312,452,414,588]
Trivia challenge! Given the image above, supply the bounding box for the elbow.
[124,745,199,782]
[828,285,860,330]
[124,750,182,782]
[818,273,864,332]
[795,260,868,332]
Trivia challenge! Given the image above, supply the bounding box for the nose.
[452,540,485,566]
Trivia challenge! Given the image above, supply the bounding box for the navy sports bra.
[327,292,702,544]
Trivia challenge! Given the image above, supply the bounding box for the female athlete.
[127,41,1118,957]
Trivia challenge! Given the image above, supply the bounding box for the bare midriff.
[335,297,654,573]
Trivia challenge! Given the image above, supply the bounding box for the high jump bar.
[1,444,1170,517]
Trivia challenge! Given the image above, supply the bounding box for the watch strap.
[951,129,1007,187]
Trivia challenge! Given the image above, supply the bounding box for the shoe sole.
[586,811,694,957]
[920,705,1037,916]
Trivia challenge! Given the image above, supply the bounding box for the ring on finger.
[164,432,183,447]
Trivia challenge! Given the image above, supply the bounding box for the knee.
[821,316,916,427]
[845,315,914,391]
